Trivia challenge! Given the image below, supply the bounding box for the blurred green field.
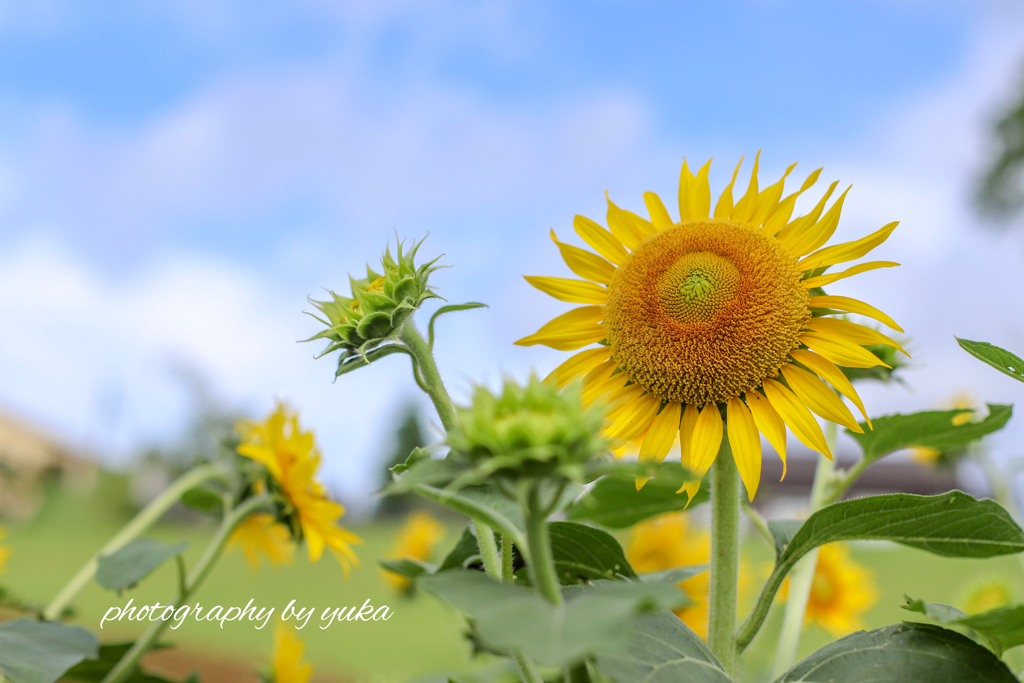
[3,478,1024,682]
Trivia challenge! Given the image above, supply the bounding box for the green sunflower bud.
[305,238,441,375]
[449,375,608,480]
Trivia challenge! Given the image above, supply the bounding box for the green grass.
[4,482,1024,682]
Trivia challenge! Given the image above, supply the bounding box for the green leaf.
[768,519,803,561]
[438,525,483,572]
[0,619,99,683]
[637,565,708,585]
[737,492,1024,652]
[566,463,707,529]
[957,337,1024,384]
[594,607,730,683]
[410,484,526,552]
[335,343,410,378]
[96,538,189,592]
[904,596,1024,656]
[419,571,683,667]
[179,486,224,515]
[389,447,431,475]
[533,522,637,585]
[428,302,487,348]
[63,642,176,683]
[776,622,1017,682]
[378,557,436,581]
[846,404,1012,462]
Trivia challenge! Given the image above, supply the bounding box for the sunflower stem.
[102,494,273,683]
[772,422,837,676]
[522,485,564,606]
[399,321,460,436]
[474,519,502,579]
[709,437,740,679]
[43,461,230,622]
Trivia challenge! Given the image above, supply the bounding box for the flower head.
[382,511,445,590]
[518,154,908,500]
[269,621,313,683]
[228,513,295,570]
[306,238,441,375]
[963,577,1014,614]
[238,404,361,573]
[782,543,877,636]
[449,374,608,481]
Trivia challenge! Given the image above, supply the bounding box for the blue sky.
[2,1,1023,511]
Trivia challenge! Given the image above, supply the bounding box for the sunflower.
[238,404,361,573]
[962,577,1014,614]
[270,621,313,683]
[783,543,877,636]
[228,512,295,569]
[517,154,907,500]
[382,511,445,590]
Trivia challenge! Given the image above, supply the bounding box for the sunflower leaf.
[904,596,1024,657]
[957,337,1024,384]
[514,521,638,586]
[378,558,436,581]
[566,462,707,529]
[845,404,1012,462]
[419,572,683,667]
[767,519,803,561]
[0,619,99,683]
[96,538,189,593]
[593,607,730,683]
[428,302,488,348]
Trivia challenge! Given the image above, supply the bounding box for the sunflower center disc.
[604,219,810,406]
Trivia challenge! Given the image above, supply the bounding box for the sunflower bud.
[306,238,441,375]
[449,375,607,480]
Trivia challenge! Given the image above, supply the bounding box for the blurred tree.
[978,63,1024,221]
[376,403,426,517]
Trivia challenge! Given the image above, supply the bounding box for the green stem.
[742,501,774,549]
[772,423,837,676]
[708,439,740,679]
[500,534,545,683]
[102,494,273,683]
[43,462,230,622]
[474,520,502,579]
[399,322,460,435]
[522,486,563,605]
[501,533,515,583]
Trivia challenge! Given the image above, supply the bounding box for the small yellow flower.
[781,543,877,636]
[239,404,361,573]
[228,513,295,569]
[963,578,1014,614]
[383,511,445,590]
[271,621,313,683]
[0,526,10,575]
[626,513,749,639]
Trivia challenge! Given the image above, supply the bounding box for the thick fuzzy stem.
[523,487,564,606]
[709,440,741,678]
[399,322,460,435]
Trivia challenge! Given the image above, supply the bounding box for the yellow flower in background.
[911,390,976,464]
[626,512,749,639]
[228,513,295,569]
[271,621,313,683]
[785,543,877,636]
[383,511,445,589]
[517,154,908,500]
[963,578,1014,614]
[239,404,361,573]
[0,526,9,575]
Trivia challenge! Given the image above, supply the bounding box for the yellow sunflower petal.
[762,168,822,236]
[713,156,744,219]
[790,348,871,428]
[549,229,616,284]
[605,390,662,441]
[678,158,712,222]
[762,378,833,460]
[606,194,645,250]
[807,296,903,332]
[677,403,702,502]
[514,306,604,350]
[776,180,839,249]
[804,317,909,357]
[798,221,899,272]
[727,397,762,500]
[745,390,788,479]
[582,358,625,404]
[644,191,675,231]
[799,331,891,369]
[802,261,899,289]
[730,150,761,222]
[573,215,628,265]
[689,404,724,479]
[524,275,607,304]
[750,162,798,226]
[787,185,851,258]
[544,346,613,388]
[779,364,863,434]
[624,208,656,237]
[637,401,682,490]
